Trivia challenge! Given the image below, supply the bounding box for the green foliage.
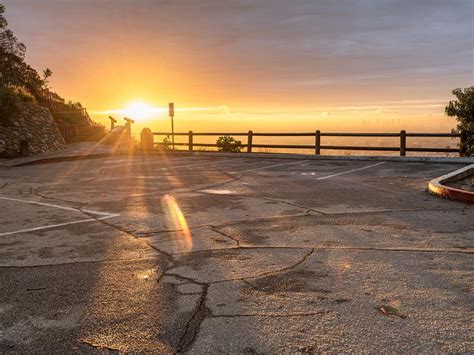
[0,3,83,117]
[88,124,107,141]
[161,135,172,150]
[216,135,242,152]
[0,86,33,122]
[446,87,474,157]
[0,87,18,121]
[0,3,103,144]
[42,68,52,89]
[0,4,7,30]
[0,3,51,103]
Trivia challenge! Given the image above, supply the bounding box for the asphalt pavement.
[0,154,472,353]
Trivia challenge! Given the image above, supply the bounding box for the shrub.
[160,135,172,150]
[0,88,18,122]
[216,135,242,152]
[0,87,33,122]
[446,87,474,157]
[89,124,107,141]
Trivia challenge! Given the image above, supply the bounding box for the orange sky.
[3,0,473,133]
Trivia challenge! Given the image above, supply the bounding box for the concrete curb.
[164,151,474,164]
[428,164,474,203]
[0,152,128,167]
[2,149,473,167]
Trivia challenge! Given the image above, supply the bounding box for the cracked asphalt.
[0,154,472,353]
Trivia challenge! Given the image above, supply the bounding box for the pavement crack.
[317,246,474,255]
[169,246,311,257]
[208,247,315,285]
[133,213,311,237]
[213,310,329,318]
[32,191,85,210]
[0,255,160,269]
[254,196,327,215]
[81,340,120,352]
[209,225,241,247]
[176,284,210,352]
[162,272,207,286]
[95,218,175,261]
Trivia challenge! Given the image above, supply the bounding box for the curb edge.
[428,164,474,203]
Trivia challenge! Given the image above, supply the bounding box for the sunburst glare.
[122,101,164,121]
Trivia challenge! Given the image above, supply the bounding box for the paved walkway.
[0,142,127,167]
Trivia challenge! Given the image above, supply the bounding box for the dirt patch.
[445,175,474,192]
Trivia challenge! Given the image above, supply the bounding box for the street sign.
[169,102,175,149]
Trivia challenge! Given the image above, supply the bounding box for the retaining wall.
[0,101,65,158]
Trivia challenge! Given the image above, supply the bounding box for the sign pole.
[169,102,175,150]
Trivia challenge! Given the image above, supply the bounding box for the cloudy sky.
[2,0,473,132]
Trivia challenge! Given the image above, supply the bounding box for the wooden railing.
[150,131,461,156]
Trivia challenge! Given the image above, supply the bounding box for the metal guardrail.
[150,130,461,156]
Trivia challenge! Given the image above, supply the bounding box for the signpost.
[169,102,175,150]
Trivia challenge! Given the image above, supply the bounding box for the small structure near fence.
[143,130,462,156]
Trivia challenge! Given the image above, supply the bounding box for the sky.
[2,0,473,133]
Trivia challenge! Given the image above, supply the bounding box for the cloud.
[3,0,473,108]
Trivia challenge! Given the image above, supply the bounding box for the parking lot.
[0,154,472,353]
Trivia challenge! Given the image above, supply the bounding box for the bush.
[446,87,474,157]
[0,88,18,122]
[162,135,172,150]
[89,124,107,141]
[216,135,242,152]
[0,87,33,122]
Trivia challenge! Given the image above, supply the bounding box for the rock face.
[0,101,66,158]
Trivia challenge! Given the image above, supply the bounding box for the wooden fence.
[150,130,461,156]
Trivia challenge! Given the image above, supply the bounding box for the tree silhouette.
[0,4,7,30]
[446,87,474,157]
[0,3,105,140]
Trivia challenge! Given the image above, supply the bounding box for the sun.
[122,101,161,121]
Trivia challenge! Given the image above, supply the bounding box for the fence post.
[459,131,466,157]
[140,128,154,151]
[188,130,193,151]
[400,130,406,156]
[247,130,253,153]
[315,130,321,155]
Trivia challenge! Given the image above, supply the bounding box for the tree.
[0,4,7,30]
[446,87,474,157]
[0,3,52,101]
[0,3,105,141]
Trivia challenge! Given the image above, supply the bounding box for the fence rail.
[148,130,461,156]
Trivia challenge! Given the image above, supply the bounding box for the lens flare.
[161,194,192,252]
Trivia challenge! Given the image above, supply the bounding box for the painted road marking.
[0,196,119,237]
[0,196,117,217]
[104,158,307,177]
[155,159,234,171]
[0,216,116,237]
[230,160,309,174]
[316,162,385,180]
[0,195,87,213]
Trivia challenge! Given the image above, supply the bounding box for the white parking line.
[0,196,117,217]
[316,162,385,180]
[0,216,116,237]
[0,196,84,213]
[0,195,119,237]
[155,159,231,171]
[230,160,309,174]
